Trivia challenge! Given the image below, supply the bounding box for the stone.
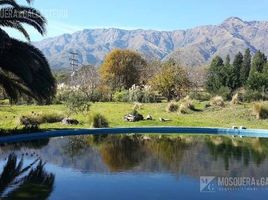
[145,115,153,120]
[62,118,79,125]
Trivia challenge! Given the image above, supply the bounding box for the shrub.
[189,91,211,101]
[252,103,268,119]
[89,113,109,128]
[64,91,91,115]
[231,93,242,105]
[243,90,267,102]
[19,112,64,127]
[133,102,143,110]
[113,90,129,102]
[178,103,190,114]
[178,97,196,114]
[210,96,225,107]
[166,102,179,112]
[216,86,231,100]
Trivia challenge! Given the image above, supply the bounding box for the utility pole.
[69,51,79,84]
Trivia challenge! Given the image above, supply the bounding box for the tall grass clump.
[89,113,109,128]
[19,112,64,126]
[210,96,225,107]
[166,101,179,112]
[252,103,268,120]
[178,96,196,114]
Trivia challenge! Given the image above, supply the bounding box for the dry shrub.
[210,96,225,107]
[166,102,179,112]
[231,93,243,105]
[252,103,268,120]
[89,113,109,128]
[20,112,64,126]
[133,102,143,110]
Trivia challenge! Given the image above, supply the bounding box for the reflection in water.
[99,136,145,171]
[1,135,268,199]
[206,136,268,170]
[0,153,55,199]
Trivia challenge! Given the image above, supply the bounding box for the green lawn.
[0,101,267,131]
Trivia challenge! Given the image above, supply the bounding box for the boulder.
[124,113,144,122]
[145,115,153,120]
[62,118,79,125]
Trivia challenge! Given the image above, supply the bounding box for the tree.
[100,49,147,91]
[0,0,56,103]
[240,49,251,84]
[251,50,267,73]
[206,56,225,93]
[232,52,243,89]
[149,60,191,101]
[73,65,100,99]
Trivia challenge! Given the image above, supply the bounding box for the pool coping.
[0,127,268,143]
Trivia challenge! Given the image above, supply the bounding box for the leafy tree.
[150,60,191,101]
[251,50,267,73]
[240,49,251,84]
[100,49,147,91]
[206,56,225,93]
[247,51,268,92]
[0,0,56,103]
[232,52,243,89]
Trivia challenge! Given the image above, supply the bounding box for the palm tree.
[0,0,56,103]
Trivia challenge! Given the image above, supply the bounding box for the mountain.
[34,17,268,69]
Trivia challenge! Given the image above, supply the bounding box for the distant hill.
[34,17,268,69]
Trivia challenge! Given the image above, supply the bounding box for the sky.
[6,0,268,41]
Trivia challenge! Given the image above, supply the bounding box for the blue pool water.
[0,135,268,199]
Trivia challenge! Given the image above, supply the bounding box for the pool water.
[0,135,268,199]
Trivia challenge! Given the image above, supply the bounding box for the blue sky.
[7,0,268,41]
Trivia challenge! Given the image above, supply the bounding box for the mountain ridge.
[34,17,268,69]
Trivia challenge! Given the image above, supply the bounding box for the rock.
[62,118,79,125]
[124,113,144,122]
[145,115,153,120]
[159,117,171,122]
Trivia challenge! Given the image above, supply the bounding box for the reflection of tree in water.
[206,137,268,170]
[146,137,190,172]
[0,139,50,151]
[99,136,145,172]
[0,153,55,199]
[62,136,89,159]
[90,135,191,172]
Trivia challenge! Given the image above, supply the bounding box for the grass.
[0,101,268,130]
[0,101,268,132]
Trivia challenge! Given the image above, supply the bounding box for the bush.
[166,102,179,112]
[64,91,91,115]
[216,86,231,100]
[128,85,159,103]
[252,103,268,119]
[189,91,211,101]
[178,97,196,114]
[243,90,267,102]
[89,113,109,128]
[20,112,64,127]
[210,96,225,107]
[113,90,129,102]
[178,103,190,114]
[231,93,242,105]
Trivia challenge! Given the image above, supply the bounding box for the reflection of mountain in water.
[1,136,268,178]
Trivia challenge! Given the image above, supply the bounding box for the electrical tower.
[69,51,79,83]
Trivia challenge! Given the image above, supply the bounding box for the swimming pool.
[0,135,268,199]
